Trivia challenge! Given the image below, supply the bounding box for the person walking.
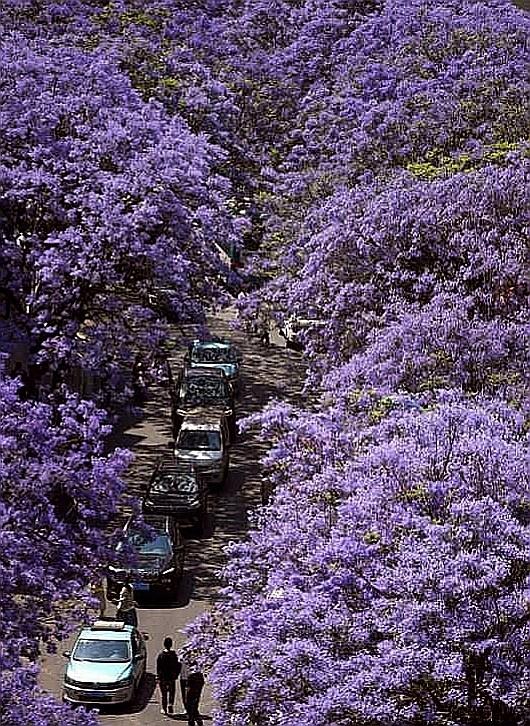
[258,320,270,347]
[156,637,181,716]
[179,650,190,712]
[116,580,138,627]
[185,662,205,726]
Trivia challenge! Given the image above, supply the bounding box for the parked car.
[62,620,147,706]
[278,316,326,351]
[142,457,209,535]
[184,339,242,392]
[106,515,185,600]
[168,365,236,440]
[174,414,230,487]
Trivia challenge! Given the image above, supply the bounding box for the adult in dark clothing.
[156,637,181,715]
[185,663,205,726]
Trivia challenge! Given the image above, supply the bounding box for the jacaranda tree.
[191,2,530,725]
[0,368,130,725]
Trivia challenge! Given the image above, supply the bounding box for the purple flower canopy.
[0,1,243,722]
[187,1,530,725]
[2,0,530,723]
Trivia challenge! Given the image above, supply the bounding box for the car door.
[220,420,229,471]
[197,472,208,513]
[131,630,145,685]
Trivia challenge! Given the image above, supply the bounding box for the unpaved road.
[40,308,307,724]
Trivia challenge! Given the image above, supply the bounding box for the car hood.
[191,361,237,378]
[175,450,222,464]
[66,659,133,684]
[133,554,172,575]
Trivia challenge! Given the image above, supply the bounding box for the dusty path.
[40,307,307,724]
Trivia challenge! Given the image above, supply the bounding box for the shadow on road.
[108,312,307,605]
[132,572,194,610]
[39,308,308,724]
[90,672,157,717]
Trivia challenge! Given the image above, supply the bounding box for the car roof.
[184,366,226,379]
[78,623,133,641]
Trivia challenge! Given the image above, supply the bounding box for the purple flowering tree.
[0,26,238,401]
[193,394,530,725]
[191,2,530,725]
[0,369,130,724]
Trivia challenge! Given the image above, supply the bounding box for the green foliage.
[408,141,522,179]
[369,395,396,423]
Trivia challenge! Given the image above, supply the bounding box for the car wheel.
[171,574,181,596]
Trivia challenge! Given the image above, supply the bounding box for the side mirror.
[133,653,145,662]
[63,650,72,658]
[141,632,150,641]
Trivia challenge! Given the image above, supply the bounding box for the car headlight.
[162,567,175,575]
[114,676,133,689]
[107,565,119,573]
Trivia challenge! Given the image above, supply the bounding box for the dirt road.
[40,308,307,724]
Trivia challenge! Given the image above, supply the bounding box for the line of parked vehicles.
[62,338,242,708]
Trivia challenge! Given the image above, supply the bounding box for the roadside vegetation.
[1,1,530,725]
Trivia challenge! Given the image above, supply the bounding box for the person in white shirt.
[179,650,190,711]
[116,581,138,627]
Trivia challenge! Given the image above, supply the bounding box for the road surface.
[40,307,307,724]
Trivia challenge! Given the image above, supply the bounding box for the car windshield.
[181,377,230,406]
[128,531,171,556]
[178,429,221,451]
[191,344,237,364]
[73,638,130,663]
[152,473,198,494]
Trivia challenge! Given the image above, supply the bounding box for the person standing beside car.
[157,637,181,715]
[116,580,138,627]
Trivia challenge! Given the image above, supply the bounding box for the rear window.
[178,429,221,451]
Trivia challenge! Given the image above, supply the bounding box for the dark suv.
[184,339,242,393]
[168,365,236,440]
[142,457,209,535]
[107,515,185,599]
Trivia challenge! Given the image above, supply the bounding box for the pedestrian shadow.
[167,714,212,722]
